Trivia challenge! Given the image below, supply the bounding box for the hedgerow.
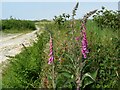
[1,17,36,31]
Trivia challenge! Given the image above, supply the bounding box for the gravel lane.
[0,26,42,63]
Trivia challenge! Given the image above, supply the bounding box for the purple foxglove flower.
[48,56,54,64]
[81,23,89,59]
[48,36,54,64]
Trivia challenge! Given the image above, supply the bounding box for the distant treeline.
[0,18,36,31]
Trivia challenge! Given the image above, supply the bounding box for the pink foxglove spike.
[48,36,54,64]
[81,23,89,59]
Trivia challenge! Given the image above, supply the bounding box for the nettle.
[46,2,98,89]
[93,6,120,30]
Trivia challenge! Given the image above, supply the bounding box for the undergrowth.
[2,30,49,88]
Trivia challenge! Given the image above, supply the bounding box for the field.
[1,3,120,89]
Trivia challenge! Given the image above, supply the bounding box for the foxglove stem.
[48,35,56,89]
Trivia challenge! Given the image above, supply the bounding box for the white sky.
[0,0,119,20]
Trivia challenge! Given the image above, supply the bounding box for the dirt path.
[0,26,42,63]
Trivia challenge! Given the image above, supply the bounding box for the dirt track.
[0,26,41,63]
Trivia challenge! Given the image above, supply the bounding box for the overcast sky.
[1,2,119,20]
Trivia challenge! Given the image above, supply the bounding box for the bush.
[93,6,120,30]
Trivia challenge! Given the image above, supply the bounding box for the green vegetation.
[1,3,120,89]
[41,20,119,89]
[53,13,70,29]
[1,17,36,33]
[0,20,2,30]
[2,30,49,88]
[93,6,120,29]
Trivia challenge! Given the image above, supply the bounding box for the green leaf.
[90,69,99,81]
[82,69,99,88]
[82,69,98,81]
[56,71,75,88]
[61,71,72,79]
[82,77,94,88]
[80,60,87,72]
[65,53,76,68]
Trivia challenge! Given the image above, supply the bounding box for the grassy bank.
[2,28,49,88]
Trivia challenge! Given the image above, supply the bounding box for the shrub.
[93,6,120,30]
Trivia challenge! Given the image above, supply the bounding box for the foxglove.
[48,36,54,64]
[81,23,89,58]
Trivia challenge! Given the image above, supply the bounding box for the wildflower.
[81,23,89,58]
[48,36,54,64]
[75,36,80,41]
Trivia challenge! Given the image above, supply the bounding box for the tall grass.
[84,20,119,88]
